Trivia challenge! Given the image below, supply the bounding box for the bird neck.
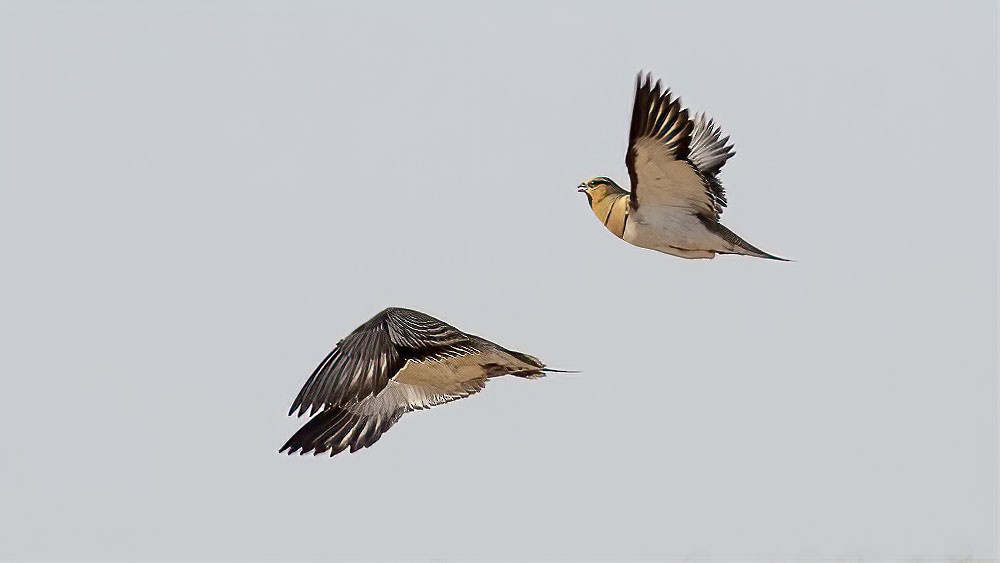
[589,186,630,239]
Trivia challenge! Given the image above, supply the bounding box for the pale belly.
[623,206,719,259]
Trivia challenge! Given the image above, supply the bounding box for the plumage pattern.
[281,307,557,457]
[584,179,630,238]
[282,405,405,456]
[689,112,735,179]
[578,71,787,261]
[625,73,723,220]
[626,74,693,194]
[688,112,735,215]
[289,307,469,416]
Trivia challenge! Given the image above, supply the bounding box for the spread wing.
[288,307,472,416]
[687,112,735,213]
[279,370,493,457]
[281,335,548,457]
[688,112,735,179]
[279,404,406,456]
[625,73,725,220]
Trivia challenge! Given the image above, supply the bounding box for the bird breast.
[591,192,630,239]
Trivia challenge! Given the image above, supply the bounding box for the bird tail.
[702,218,791,261]
[510,367,579,380]
[505,350,578,378]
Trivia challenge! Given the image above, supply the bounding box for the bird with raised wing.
[281,307,565,457]
[578,72,787,260]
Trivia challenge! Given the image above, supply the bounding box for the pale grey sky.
[0,1,996,560]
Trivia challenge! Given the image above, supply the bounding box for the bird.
[578,72,787,261]
[280,306,565,457]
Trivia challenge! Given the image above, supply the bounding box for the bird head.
[578,176,622,207]
[578,176,630,239]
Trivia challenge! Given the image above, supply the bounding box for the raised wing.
[279,403,406,456]
[625,73,724,219]
[688,112,735,214]
[688,112,735,179]
[288,307,472,416]
[279,374,492,456]
[281,337,547,457]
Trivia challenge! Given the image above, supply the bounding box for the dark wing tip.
[688,111,737,182]
[628,73,692,154]
[280,406,403,458]
[286,307,474,419]
[626,72,694,198]
[286,310,405,416]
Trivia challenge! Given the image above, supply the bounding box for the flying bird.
[578,72,787,260]
[281,307,563,457]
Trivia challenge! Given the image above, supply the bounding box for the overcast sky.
[0,1,996,560]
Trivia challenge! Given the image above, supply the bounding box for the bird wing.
[625,73,725,220]
[279,372,491,457]
[688,112,735,179]
[687,112,735,213]
[280,339,546,457]
[279,404,406,456]
[288,307,473,416]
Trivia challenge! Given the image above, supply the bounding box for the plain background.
[0,1,996,560]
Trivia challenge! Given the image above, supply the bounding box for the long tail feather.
[701,217,791,261]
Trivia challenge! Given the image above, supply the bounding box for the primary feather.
[281,307,563,457]
[578,72,787,261]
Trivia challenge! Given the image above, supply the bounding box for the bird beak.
[577,183,586,193]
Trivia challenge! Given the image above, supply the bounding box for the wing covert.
[625,73,725,219]
[288,307,471,416]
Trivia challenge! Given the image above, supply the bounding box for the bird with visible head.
[577,72,788,261]
[578,177,630,239]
